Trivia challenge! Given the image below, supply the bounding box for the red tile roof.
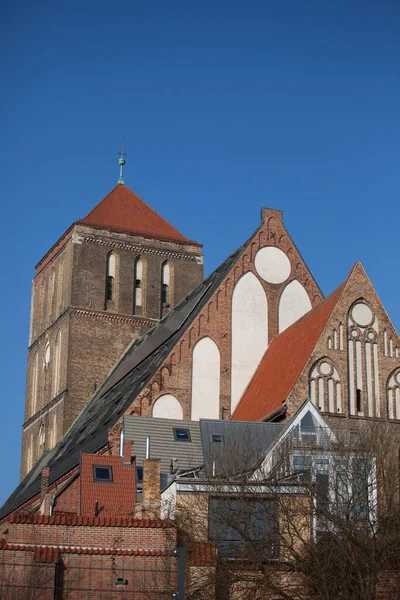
[232,276,350,422]
[77,184,201,246]
[9,513,172,528]
[80,453,137,518]
[0,540,169,557]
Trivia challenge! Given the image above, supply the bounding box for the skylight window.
[173,428,191,442]
[93,465,113,482]
[211,434,224,444]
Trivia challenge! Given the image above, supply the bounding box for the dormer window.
[93,465,113,482]
[173,428,191,442]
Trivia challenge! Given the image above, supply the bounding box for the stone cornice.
[78,233,203,263]
[71,308,158,327]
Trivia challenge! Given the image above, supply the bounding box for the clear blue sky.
[1,0,399,504]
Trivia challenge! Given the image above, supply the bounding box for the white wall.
[191,337,220,421]
[279,279,312,333]
[152,394,183,419]
[231,272,268,413]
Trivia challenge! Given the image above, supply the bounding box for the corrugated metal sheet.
[123,416,203,474]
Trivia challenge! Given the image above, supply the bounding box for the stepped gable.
[232,273,352,422]
[0,236,250,521]
[77,183,201,246]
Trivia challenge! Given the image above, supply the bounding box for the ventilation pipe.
[145,436,151,459]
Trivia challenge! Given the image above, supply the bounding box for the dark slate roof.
[1,234,252,520]
[199,419,287,477]
[123,415,203,474]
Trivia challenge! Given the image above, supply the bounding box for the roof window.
[93,465,113,482]
[173,428,191,442]
[211,434,224,444]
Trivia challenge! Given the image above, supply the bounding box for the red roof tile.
[77,184,201,246]
[232,274,351,422]
[9,513,172,528]
[0,541,169,557]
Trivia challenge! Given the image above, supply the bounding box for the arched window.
[161,261,172,315]
[53,330,62,397]
[106,252,116,301]
[310,358,341,414]
[32,351,39,414]
[152,394,183,419]
[133,256,145,314]
[56,255,64,315]
[347,300,380,417]
[387,368,400,420]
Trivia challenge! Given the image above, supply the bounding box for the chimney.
[40,467,51,515]
[123,440,132,465]
[142,458,161,518]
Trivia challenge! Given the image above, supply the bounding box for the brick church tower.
[21,161,203,478]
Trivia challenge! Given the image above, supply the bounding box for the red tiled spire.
[231,270,355,422]
[77,184,201,246]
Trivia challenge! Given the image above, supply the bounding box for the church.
[0,158,399,598]
[0,154,398,515]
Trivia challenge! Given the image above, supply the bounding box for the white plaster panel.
[152,394,183,420]
[254,247,291,284]
[278,280,312,333]
[162,262,170,285]
[351,303,373,327]
[191,337,220,421]
[231,272,268,413]
[108,253,116,277]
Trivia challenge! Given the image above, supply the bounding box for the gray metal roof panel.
[200,420,286,476]
[123,415,204,474]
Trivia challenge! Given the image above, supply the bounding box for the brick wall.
[114,208,322,423]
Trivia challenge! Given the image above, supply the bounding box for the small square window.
[173,428,191,442]
[211,434,224,444]
[93,465,113,482]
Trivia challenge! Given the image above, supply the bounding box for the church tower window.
[161,261,172,316]
[105,252,118,310]
[32,351,38,414]
[133,256,145,314]
[53,330,62,397]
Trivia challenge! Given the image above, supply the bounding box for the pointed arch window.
[161,261,172,315]
[106,253,116,301]
[347,300,380,417]
[387,368,400,420]
[310,359,341,414]
[133,256,145,314]
[53,330,62,397]
[32,351,39,414]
